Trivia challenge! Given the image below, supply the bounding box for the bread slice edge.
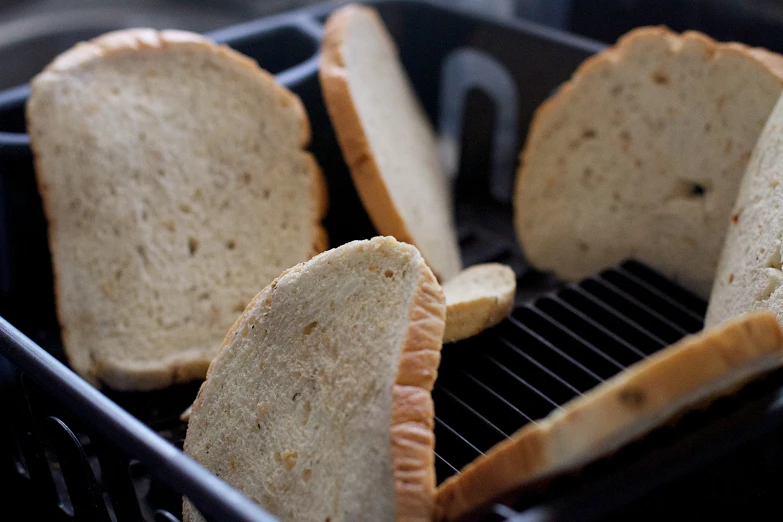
[319,7,417,249]
[392,247,447,520]
[434,311,783,521]
[319,5,462,282]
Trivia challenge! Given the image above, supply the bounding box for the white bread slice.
[443,263,516,343]
[26,29,328,390]
[707,94,783,327]
[319,5,462,282]
[177,262,513,423]
[435,312,783,521]
[183,236,445,522]
[514,27,783,297]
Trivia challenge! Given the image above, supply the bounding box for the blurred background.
[2,0,783,90]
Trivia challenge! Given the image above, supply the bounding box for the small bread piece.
[435,312,783,521]
[27,29,327,390]
[707,94,783,327]
[515,26,783,297]
[443,263,516,343]
[320,5,462,281]
[183,237,445,522]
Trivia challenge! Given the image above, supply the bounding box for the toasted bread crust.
[27,28,327,390]
[305,152,330,256]
[393,261,445,521]
[435,312,783,520]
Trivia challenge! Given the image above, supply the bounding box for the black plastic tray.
[2,1,783,521]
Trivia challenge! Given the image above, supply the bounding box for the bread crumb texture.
[515,26,783,297]
[706,90,783,327]
[26,29,327,390]
[320,5,462,281]
[442,263,516,343]
[183,237,445,522]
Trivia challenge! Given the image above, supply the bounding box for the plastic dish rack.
[2,1,783,521]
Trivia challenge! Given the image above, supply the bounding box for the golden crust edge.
[442,264,516,343]
[443,292,514,344]
[392,254,446,521]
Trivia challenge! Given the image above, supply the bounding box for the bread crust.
[514,26,783,295]
[27,28,328,390]
[305,151,330,256]
[517,26,783,192]
[434,312,783,521]
[393,258,446,521]
[319,7,417,247]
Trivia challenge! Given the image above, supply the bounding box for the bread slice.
[319,5,462,282]
[443,263,516,343]
[183,236,445,522]
[435,312,783,521]
[706,94,783,327]
[27,29,328,390]
[177,262,512,421]
[514,27,783,298]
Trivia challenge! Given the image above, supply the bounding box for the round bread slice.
[183,236,446,522]
[319,5,462,282]
[442,263,516,343]
[515,26,783,297]
[26,29,328,390]
[435,311,783,521]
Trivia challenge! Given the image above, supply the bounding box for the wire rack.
[432,257,705,482]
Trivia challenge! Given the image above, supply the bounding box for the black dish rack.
[2,1,783,521]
